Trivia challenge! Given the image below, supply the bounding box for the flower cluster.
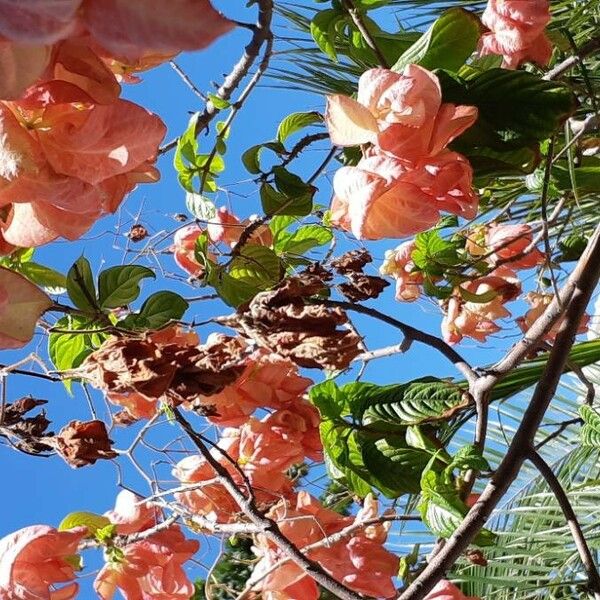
[479,0,552,69]
[0,1,233,250]
[95,491,199,600]
[324,65,479,239]
[0,489,201,600]
[250,492,399,599]
[379,222,590,345]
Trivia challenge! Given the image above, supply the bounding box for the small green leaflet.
[310,9,343,61]
[118,291,189,331]
[276,111,323,143]
[66,256,97,312]
[59,511,111,535]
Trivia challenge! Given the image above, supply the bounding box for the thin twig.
[528,450,600,599]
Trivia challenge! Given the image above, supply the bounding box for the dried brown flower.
[56,420,117,468]
[0,397,54,454]
[234,273,361,371]
[80,337,177,398]
[127,224,149,242]
[339,273,389,302]
[330,249,372,274]
[80,333,248,407]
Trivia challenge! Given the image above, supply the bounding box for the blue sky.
[0,1,549,595]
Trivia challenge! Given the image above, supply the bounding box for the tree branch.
[528,450,600,599]
[319,299,478,385]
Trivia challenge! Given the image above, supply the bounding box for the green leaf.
[311,379,350,420]
[207,93,231,110]
[553,156,600,195]
[558,233,588,262]
[580,405,600,447]
[412,230,461,276]
[98,265,155,309]
[276,111,323,143]
[48,315,108,391]
[275,224,333,255]
[359,378,470,426]
[448,444,490,472]
[362,436,441,496]
[392,8,481,73]
[459,286,498,304]
[241,141,285,174]
[442,69,576,143]
[229,245,281,289]
[208,269,259,308]
[120,291,189,330]
[66,257,97,312]
[59,511,111,535]
[320,420,374,497]
[260,182,312,217]
[186,192,217,221]
[310,9,342,61]
[18,262,67,294]
[419,470,496,546]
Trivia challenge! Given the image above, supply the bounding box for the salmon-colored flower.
[441,268,520,344]
[0,524,87,600]
[425,579,480,600]
[94,525,199,600]
[252,492,399,600]
[380,241,424,301]
[238,401,322,491]
[207,207,273,248]
[325,65,477,160]
[0,0,81,45]
[35,99,165,185]
[479,0,552,69]
[485,224,545,269]
[104,490,158,536]
[82,0,234,62]
[0,41,52,101]
[331,151,477,240]
[194,348,313,426]
[0,267,51,349]
[172,225,210,277]
[516,292,590,341]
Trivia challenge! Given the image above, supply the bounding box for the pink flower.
[104,490,158,536]
[0,41,52,101]
[441,268,520,344]
[194,348,313,426]
[331,151,477,240]
[238,400,323,491]
[0,525,88,600]
[82,0,235,62]
[325,65,477,160]
[516,292,590,341]
[207,207,273,248]
[380,241,424,301]
[172,225,210,277]
[485,224,545,269]
[479,0,552,69]
[252,492,398,600]
[425,579,480,600]
[0,267,52,349]
[94,525,199,600]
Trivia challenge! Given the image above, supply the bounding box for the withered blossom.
[56,419,117,468]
